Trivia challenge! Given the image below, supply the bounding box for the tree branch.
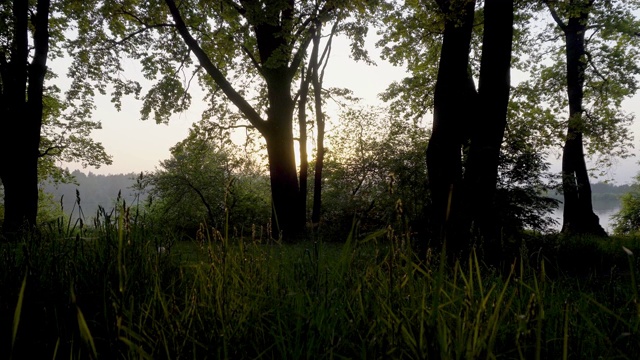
[318,20,340,84]
[100,23,175,51]
[242,45,264,77]
[544,1,567,31]
[223,0,246,15]
[584,50,607,83]
[289,24,314,78]
[39,145,65,158]
[164,0,267,134]
[209,123,256,131]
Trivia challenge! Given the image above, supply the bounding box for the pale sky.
[55,32,640,185]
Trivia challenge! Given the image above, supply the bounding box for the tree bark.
[426,0,476,256]
[555,1,607,236]
[463,0,514,253]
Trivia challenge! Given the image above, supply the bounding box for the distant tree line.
[547,182,631,210]
[40,170,144,220]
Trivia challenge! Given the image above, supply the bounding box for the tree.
[145,121,270,236]
[67,0,376,241]
[0,0,52,235]
[378,0,639,255]
[379,0,515,258]
[320,106,430,239]
[612,172,640,235]
[462,0,514,252]
[309,21,338,228]
[296,19,338,229]
[537,0,640,236]
[425,0,477,253]
[0,0,112,236]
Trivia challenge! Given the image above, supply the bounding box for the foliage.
[319,106,430,238]
[496,118,561,233]
[613,172,640,235]
[63,0,377,122]
[378,0,638,169]
[37,83,113,182]
[142,121,271,237]
[318,104,560,239]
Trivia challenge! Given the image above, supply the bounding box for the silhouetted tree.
[0,0,51,235]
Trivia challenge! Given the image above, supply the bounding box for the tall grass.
[1,207,640,359]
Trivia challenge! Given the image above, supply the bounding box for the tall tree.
[0,0,112,236]
[167,0,309,239]
[68,0,374,241]
[463,0,514,253]
[0,0,51,234]
[310,21,338,227]
[425,0,477,253]
[379,0,517,258]
[379,0,639,252]
[531,0,640,236]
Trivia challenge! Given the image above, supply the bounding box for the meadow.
[1,210,640,359]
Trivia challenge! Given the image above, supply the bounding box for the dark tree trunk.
[265,70,304,240]
[298,67,310,225]
[2,154,39,235]
[426,0,476,256]
[0,0,50,237]
[463,0,514,253]
[559,3,606,236]
[310,25,325,227]
[264,124,303,240]
[311,109,325,226]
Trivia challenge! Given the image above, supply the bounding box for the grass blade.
[11,273,27,353]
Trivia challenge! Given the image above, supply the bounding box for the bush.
[613,173,640,235]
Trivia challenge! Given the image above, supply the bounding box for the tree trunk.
[265,128,304,241]
[1,154,39,235]
[265,73,304,240]
[560,5,606,237]
[426,0,476,256]
[310,24,325,227]
[298,67,310,225]
[311,113,325,226]
[463,0,514,253]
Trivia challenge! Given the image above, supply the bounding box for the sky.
[55,30,640,185]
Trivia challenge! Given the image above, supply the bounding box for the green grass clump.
[1,214,639,359]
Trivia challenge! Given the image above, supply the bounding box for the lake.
[551,206,621,234]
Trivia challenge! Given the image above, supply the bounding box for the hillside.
[42,170,146,219]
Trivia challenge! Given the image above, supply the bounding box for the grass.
[1,212,640,359]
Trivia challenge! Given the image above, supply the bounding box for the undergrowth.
[1,208,639,359]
